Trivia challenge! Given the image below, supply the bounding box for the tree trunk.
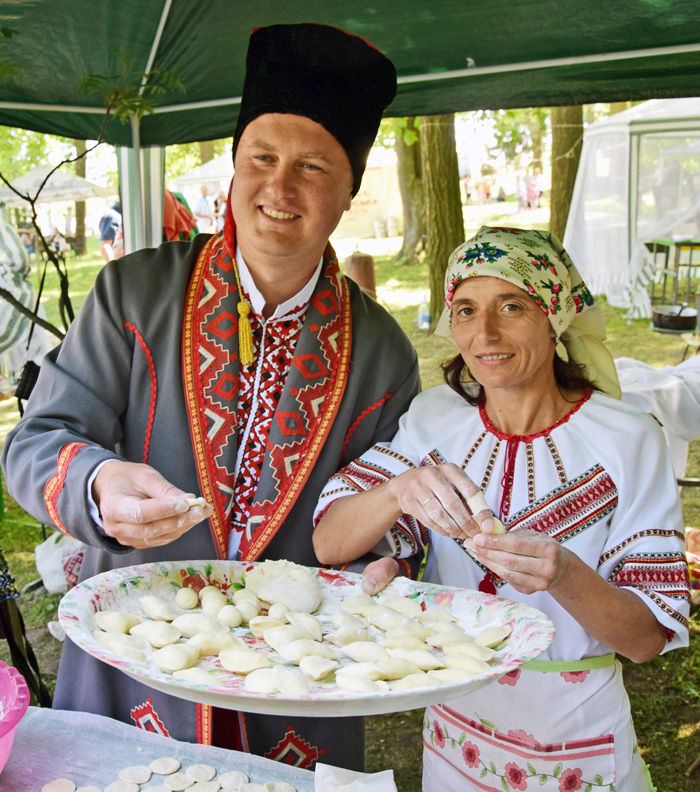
[549,105,583,241]
[420,114,465,323]
[394,117,425,265]
[73,139,87,255]
[198,140,215,164]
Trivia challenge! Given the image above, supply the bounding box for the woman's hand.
[468,528,667,662]
[467,528,570,594]
[390,463,496,541]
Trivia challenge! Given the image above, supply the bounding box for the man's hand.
[92,461,213,549]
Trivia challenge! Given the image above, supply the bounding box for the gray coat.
[2,233,421,769]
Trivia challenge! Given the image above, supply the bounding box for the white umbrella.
[0,165,113,207]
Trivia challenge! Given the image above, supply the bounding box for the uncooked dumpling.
[95,610,141,634]
[152,643,199,673]
[171,613,227,638]
[277,639,336,664]
[93,629,149,659]
[298,655,338,681]
[130,620,182,648]
[245,667,277,693]
[476,624,512,648]
[219,648,271,674]
[186,630,246,657]
[388,671,433,690]
[172,667,217,686]
[342,641,388,664]
[379,594,423,618]
[244,560,321,613]
[286,612,323,641]
[273,664,311,695]
[263,624,315,653]
[217,604,244,628]
[140,595,178,621]
[175,587,199,609]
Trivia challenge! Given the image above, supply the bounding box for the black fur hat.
[232,23,397,195]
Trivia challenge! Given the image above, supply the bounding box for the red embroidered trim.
[341,392,391,457]
[396,557,414,579]
[196,704,212,745]
[479,389,592,442]
[123,322,157,464]
[44,442,87,535]
[242,264,353,562]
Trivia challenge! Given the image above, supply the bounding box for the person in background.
[2,23,420,771]
[313,226,689,792]
[193,184,214,232]
[98,201,122,262]
[215,190,227,232]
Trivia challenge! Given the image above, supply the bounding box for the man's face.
[230,113,353,269]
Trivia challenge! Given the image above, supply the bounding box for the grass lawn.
[2,207,700,790]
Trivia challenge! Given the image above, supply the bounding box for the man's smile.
[260,205,300,220]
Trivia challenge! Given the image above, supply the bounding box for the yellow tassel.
[237,299,254,367]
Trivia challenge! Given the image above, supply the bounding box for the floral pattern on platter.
[58,560,554,717]
[425,717,616,790]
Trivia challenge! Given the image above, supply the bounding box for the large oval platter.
[58,560,554,717]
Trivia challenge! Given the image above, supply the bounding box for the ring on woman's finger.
[421,497,436,507]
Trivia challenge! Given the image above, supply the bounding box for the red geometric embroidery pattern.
[130,697,170,736]
[508,465,617,540]
[264,726,324,768]
[608,552,689,597]
[232,308,304,535]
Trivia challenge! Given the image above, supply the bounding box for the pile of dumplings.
[92,560,512,697]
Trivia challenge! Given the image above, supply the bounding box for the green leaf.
[490,762,497,773]
[539,776,547,786]
[204,563,213,575]
[480,719,498,731]
[185,567,199,576]
[444,725,450,738]
[501,777,510,791]
[527,764,536,775]
[430,733,435,746]
[585,785,592,792]
[553,763,562,777]
[458,733,467,745]
[595,776,603,785]
[480,769,488,778]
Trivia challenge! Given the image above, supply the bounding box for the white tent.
[564,98,700,318]
[0,165,113,207]
[172,154,234,211]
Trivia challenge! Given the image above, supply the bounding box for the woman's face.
[450,276,556,394]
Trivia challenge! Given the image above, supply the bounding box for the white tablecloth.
[2,707,315,791]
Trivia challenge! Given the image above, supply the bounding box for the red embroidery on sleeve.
[44,442,87,535]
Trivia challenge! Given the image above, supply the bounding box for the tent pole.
[130,116,146,252]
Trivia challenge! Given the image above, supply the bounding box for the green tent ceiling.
[1,0,700,148]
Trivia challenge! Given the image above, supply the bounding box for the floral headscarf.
[438,226,621,398]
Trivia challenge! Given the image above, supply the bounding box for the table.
[646,236,700,305]
[1,707,315,791]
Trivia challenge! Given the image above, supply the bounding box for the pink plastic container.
[0,660,30,775]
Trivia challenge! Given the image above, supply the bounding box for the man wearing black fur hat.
[2,24,419,770]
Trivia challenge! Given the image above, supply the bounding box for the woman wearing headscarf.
[313,226,689,791]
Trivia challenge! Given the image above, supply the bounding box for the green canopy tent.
[1,0,700,249]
